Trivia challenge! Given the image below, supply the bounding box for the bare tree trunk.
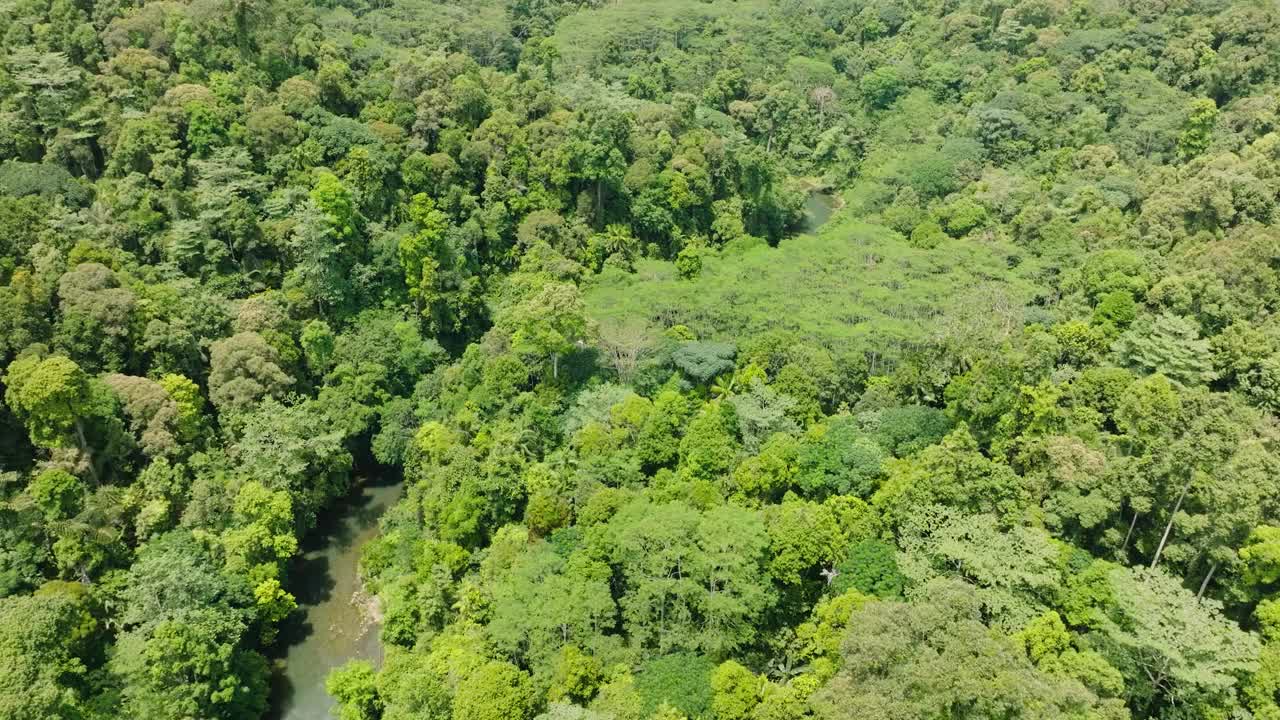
[1151,667,1168,702]
[1196,562,1219,600]
[1150,478,1192,570]
[1121,509,1140,553]
[596,180,604,228]
[73,417,99,485]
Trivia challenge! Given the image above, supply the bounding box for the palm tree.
[710,372,738,401]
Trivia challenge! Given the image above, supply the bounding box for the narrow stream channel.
[269,477,404,720]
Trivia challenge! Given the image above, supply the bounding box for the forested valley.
[4,0,1280,719]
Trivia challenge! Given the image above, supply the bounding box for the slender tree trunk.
[1121,508,1140,553]
[1196,562,1219,600]
[1150,478,1192,570]
[72,417,100,485]
[596,180,604,228]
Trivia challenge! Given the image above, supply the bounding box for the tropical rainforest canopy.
[3,0,1280,719]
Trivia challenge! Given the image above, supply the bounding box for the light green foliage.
[590,667,646,720]
[898,511,1061,629]
[537,702,612,720]
[1053,320,1109,365]
[399,194,459,332]
[452,661,534,720]
[548,646,605,705]
[598,499,773,655]
[587,219,1042,362]
[1177,99,1218,160]
[861,66,904,109]
[301,319,336,376]
[376,649,452,720]
[1020,610,1072,664]
[873,428,1028,529]
[1114,313,1217,386]
[1114,374,1182,442]
[1093,291,1137,331]
[499,280,590,379]
[223,481,298,577]
[311,171,360,242]
[1245,640,1280,720]
[810,580,1121,719]
[940,197,989,237]
[157,373,206,444]
[1243,526,1280,588]
[678,405,739,483]
[650,702,688,720]
[251,578,295,644]
[710,660,759,720]
[328,660,383,720]
[675,241,703,280]
[4,353,119,483]
[0,590,94,720]
[28,468,83,521]
[765,498,840,586]
[1019,611,1125,700]
[728,432,798,502]
[908,218,946,248]
[486,542,616,667]
[1091,566,1259,715]
[4,354,97,449]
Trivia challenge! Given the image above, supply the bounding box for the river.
[802,191,838,232]
[269,477,403,720]
[264,190,836,720]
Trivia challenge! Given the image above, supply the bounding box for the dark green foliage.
[0,162,89,204]
[864,405,954,457]
[634,653,715,719]
[830,539,904,598]
[795,417,885,498]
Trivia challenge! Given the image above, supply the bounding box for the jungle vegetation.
[3,0,1280,719]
